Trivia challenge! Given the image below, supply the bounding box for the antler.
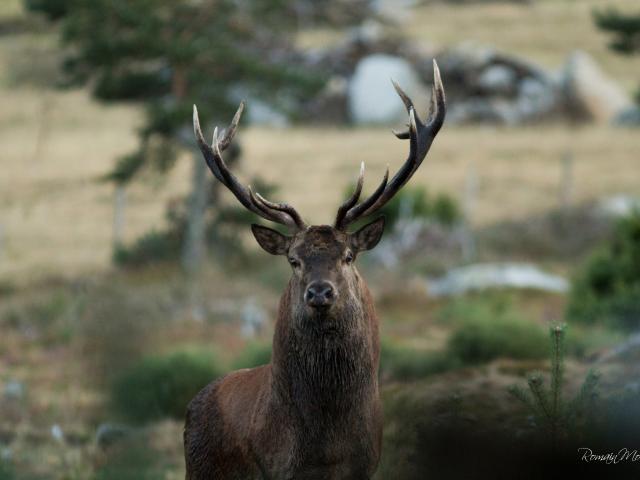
[193,102,307,231]
[334,60,446,230]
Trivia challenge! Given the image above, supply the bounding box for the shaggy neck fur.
[271,276,378,419]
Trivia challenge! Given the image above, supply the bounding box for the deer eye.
[288,257,300,269]
[344,251,354,264]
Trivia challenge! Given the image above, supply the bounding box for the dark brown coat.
[184,225,384,480]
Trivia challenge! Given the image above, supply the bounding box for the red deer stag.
[184,60,446,480]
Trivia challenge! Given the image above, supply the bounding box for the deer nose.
[305,281,336,308]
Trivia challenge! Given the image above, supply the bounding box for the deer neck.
[271,285,378,416]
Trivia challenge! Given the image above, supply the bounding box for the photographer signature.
[578,447,640,464]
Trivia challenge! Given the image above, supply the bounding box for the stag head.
[193,61,445,320]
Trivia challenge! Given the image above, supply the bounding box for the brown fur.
[184,224,384,479]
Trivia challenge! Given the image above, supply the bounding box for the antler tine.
[218,101,244,150]
[193,103,306,231]
[426,59,445,132]
[334,162,364,228]
[391,79,422,126]
[344,166,389,225]
[254,192,307,230]
[334,165,389,230]
[335,60,446,230]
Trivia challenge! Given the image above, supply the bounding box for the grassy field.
[2,101,638,281]
[406,0,640,91]
[1,0,639,282]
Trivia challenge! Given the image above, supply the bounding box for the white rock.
[3,380,24,400]
[597,195,640,218]
[426,263,569,297]
[477,65,517,95]
[562,50,633,123]
[515,78,557,120]
[51,424,64,443]
[348,54,426,125]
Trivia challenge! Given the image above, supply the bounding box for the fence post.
[461,162,478,263]
[32,93,54,162]
[559,151,574,213]
[113,184,126,249]
[181,149,212,275]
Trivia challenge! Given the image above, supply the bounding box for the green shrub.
[564,325,623,358]
[24,0,71,21]
[111,350,220,424]
[379,187,433,227]
[380,340,459,380]
[0,461,14,480]
[232,342,272,370]
[113,229,180,267]
[94,443,167,480]
[566,212,640,330]
[432,193,460,226]
[342,184,460,230]
[442,297,548,364]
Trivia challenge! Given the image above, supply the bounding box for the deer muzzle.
[304,281,336,309]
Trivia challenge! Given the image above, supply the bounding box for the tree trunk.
[181,149,211,274]
[112,184,126,249]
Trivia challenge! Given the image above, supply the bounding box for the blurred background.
[1,0,639,478]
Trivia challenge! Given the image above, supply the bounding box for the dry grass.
[3,108,638,281]
[1,1,639,282]
[408,0,640,91]
[0,0,21,17]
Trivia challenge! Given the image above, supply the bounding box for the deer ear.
[350,216,385,252]
[251,224,291,255]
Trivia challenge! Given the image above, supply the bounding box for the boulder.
[562,50,633,123]
[477,65,518,96]
[426,263,569,297]
[613,106,640,127]
[348,54,426,125]
[435,44,559,124]
[96,423,131,449]
[447,98,516,124]
[597,195,640,218]
[514,77,558,121]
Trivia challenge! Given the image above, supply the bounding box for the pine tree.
[594,7,640,103]
[25,0,328,272]
[508,325,600,446]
